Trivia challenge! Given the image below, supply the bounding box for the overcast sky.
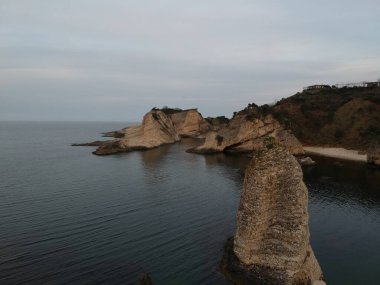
[1,0,379,121]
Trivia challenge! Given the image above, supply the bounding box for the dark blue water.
[0,122,379,285]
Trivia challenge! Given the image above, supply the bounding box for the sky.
[1,0,380,121]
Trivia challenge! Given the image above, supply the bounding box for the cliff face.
[268,87,380,149]
[188,107,304,155]
[94,110,180,155]
[222,144,323,285]
[168,109,211,137]
[91,108,213,155]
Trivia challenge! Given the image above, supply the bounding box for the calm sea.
[0,122,379,285]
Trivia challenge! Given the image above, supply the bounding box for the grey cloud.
[1,0,379,121]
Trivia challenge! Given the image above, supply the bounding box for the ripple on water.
[0,123,379,285]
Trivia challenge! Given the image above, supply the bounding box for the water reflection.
[140,145,171,169]
[304,155,380,208]
[202,153,251,175]
[1,126,379,285]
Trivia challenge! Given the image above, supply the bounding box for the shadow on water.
[140,144,171,169]
[202,153,251,175]
[304,155,380,285]
[304,155,380,207]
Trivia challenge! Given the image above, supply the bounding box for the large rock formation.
[367,142,380,168]
[168,108,211,137]
[221,144,323,285]
[94,110,180,155]
[74,108,214,155]
[188,107,304,155]
[73,105,305,157]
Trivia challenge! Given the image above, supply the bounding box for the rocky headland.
[266,86,380,150]
[221,143,324,285]
[74,105,306,157]
[187,104,305,156]
[74,108,214,155]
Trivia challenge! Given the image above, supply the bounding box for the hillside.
[261,86,380,150]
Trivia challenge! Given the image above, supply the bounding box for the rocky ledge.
[221,143,324,285]
[188,106,305,156]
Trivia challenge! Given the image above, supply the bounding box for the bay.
[0,122,379,284]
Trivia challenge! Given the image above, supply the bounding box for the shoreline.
[303,146,367,162]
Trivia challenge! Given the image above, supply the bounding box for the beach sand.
[304,147,367,162]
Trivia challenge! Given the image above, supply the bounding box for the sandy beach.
[304,147,367,162]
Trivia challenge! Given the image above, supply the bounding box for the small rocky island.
[74,108,216,155]
[221,143,324,285]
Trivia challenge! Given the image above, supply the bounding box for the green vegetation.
[260,86,380,149]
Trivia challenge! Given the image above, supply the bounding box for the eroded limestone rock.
[298,156,316,167]
[94,110,180,155]
[75,108,215,155]
[169,109,211,137]
[222,144,323,285]
[188,109,304,155]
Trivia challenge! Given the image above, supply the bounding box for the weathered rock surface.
[367,142,380,168]
[298,156,316,167]
[222,144,323,285]
[75,108,214,155]
[188,107,304,155]
[73,105,305,157]
[94,110,180,155]
[168,108,211,137]
[272,129,305,156]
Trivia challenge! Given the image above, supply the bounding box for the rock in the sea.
[222,144,323,285]
[367,142,380,168]
[298,156,316,167]
[272,129,305,156]
[71,141,105,146]
[168,108,211,137]
[94,110,180,155]
[74,105,305,157]
[89,108,216,155]
[188,107,304,155]
[101,129,127,138]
